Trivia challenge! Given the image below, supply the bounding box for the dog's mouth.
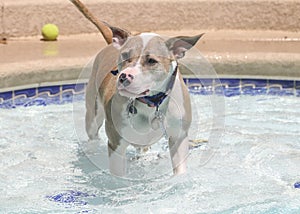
[118,88,150,98]
[139,89,150,96]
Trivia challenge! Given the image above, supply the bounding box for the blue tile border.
[268,79,295,96]
[0,78,299,109]
[187,78,214,95]
[214,79,241,97]
[38,85,60,94]
[0,91,13,101]
[296,81,300,97]
[0,83,87,109]
[241,79,268,96]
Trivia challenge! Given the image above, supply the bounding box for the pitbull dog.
[85,25,203,176]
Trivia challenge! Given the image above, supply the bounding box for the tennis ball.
[42,24,59,41]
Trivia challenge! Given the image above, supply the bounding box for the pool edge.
[1,31,300,89]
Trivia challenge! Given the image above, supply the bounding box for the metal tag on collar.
[126,98,137,117]
[129,105,137,114]
[150,107,168,139]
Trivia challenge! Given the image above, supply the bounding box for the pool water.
[0,94,299,213]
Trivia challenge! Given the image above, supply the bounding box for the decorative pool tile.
[296,81,300,97]
[0,91,13,108]
[187,78,214,95]
[62,83,87,103]
[220,79,241,88]
[242,79,268,88]
[241,79,267,96]
[215,79,241,97]
[0,91,13,101]
[0,78,299,109]
[269,80,294,88]
[15,88,36,98]
[14,88,37,106]
[0,83,87,109]
[38,85,61,95]
[62,83,84,92]
[268,80,295,96]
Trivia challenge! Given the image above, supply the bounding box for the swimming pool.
[0,78,299,213]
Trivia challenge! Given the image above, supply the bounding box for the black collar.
[137,64,178,107]
[136,91,169,108]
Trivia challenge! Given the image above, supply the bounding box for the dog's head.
[110,26,204,98]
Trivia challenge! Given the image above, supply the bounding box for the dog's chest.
[111,99,166,146]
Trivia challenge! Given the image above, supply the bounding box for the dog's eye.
[146,58,158,65]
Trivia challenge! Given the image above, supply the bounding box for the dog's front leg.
[168,134,189,175]
[108,140,129,177]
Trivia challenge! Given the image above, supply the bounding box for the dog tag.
[128,105,137,114]
[151,117,160,130]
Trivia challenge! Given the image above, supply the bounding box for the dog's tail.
[69,0,113,44]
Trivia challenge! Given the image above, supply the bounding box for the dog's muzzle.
[118,73,134,87]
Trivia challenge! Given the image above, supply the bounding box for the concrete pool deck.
[1,0,300,89]
[1,30,300,90]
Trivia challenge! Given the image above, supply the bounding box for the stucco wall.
[1,0,300,37]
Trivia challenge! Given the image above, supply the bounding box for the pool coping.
[1,30,300,90]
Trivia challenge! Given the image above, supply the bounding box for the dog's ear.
[108,25,131,49]
[166,33,204,59]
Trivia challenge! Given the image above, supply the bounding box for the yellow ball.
[42,24,59,41]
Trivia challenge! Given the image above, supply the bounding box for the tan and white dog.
[85,25,203,177]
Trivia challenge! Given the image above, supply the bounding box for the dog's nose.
[118,73,134,87]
